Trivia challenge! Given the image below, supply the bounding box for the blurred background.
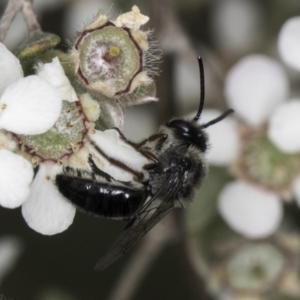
[1,0,300,299]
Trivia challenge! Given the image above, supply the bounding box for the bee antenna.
[201,109,234,129]
[194,56,205,122]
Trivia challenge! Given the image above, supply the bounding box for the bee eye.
[167,120,190,132]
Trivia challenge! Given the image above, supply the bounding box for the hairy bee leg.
[138,133,167,147]
[112,127,162,164]
[137,134,168,162]
[112,127,137,147]
[90,140,144,180]
[88,155,113,182]
[138,149,159,164]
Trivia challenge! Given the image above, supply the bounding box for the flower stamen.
[104,46,120,61]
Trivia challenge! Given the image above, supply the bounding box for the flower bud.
[69,6,158,99]
[16,33,61,61]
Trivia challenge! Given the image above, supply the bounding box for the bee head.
[166,57,233,152]
[167,119,208,152]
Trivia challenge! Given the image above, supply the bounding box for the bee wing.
[95,167,184,271]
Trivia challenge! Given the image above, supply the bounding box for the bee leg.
[112,127,164,164]
[112,127,138,148]
[138,133,167,147]
[138,149,159,164]
[90,140,144,181]
[137,134,168,162]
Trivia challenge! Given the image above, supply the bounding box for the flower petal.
[200,109,240,166]
[268,99,300,153]
[0,131,17,152]
[0,236,23,284]
[98,96,124,130]
[218,180,283,238]
[37,57,78,102]
[225,55,289,127]
[88,129,149,181]
[115,5,149,30]
[0,75,62,135]
[79,93,100,122]
[22,163,76,235]
[0,149,33,208]
[278,17,300,71]
[0,43,23,96]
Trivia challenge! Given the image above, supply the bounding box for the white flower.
[21,128,149,235]
[0,236,23,284]
[203,54,300,238]
[218,180,283,238]
[268,100,300,153]
[0,43,81,235]
[0,43,62,135]
[21,162,76,235]
[224,54,289,127]
[278,16,300,72]
[36,57,78,102]
[1,128,148,235]
[0,149,34,208]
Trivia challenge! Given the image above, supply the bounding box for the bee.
[55,57,233,270]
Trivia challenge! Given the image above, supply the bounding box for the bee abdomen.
[56,175,147,219]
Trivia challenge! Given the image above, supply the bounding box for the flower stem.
[20,0,41,37]
[0,0,22,41]
[0,0,41,42]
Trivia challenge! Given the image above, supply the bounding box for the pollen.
[32,158,39,166]
[16,101,86,161]
[1,104,7,110]
[69,142,76,148]
[104,46,120,61]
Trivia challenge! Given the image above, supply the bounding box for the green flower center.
[227,243,284,291]
[240,131,300,191]
[18,101,86,162]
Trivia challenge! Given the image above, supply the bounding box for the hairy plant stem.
[0,0,41,42]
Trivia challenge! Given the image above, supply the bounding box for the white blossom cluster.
[0,43,77,234]
[0,6,153,236]
[202,16,300,238]
[0,42,148,235]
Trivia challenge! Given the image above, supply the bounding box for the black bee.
[55,57,233,270]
